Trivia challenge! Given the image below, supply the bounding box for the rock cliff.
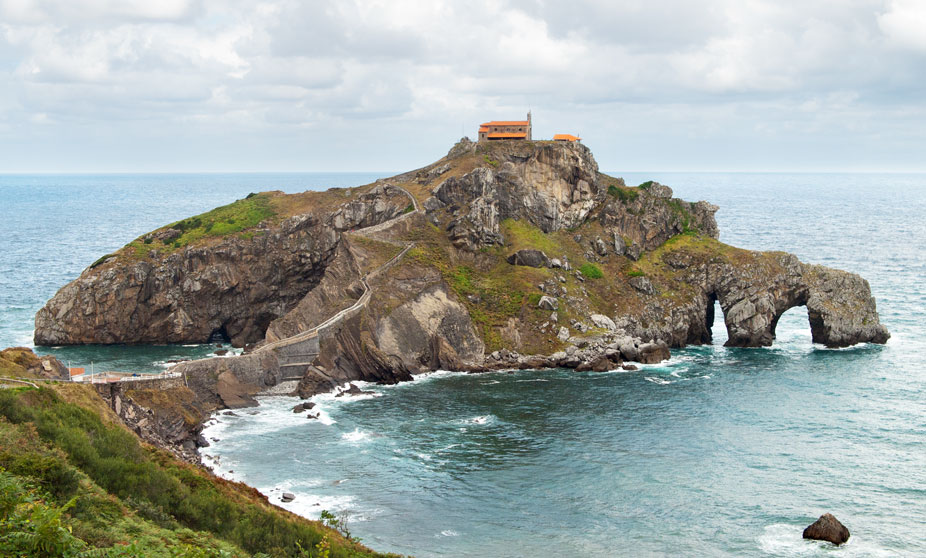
[35,138,889,405]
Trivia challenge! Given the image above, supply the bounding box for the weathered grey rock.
[433,142,601,249]
[35,187,412,347]
[590,314,616,331]
[629,276,656,295]
[557,327,570,341]
[638,341,670,364]
[538,296,559,311]
[550,258,562,268]
[506,249,549,268]
[281,492,296,503]
[803,513,849,545]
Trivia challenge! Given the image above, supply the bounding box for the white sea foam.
[463,415,495,425]
[757,524,893,557]
[644,376,673,385]
[438,530,459,537]
[341,428,372,443]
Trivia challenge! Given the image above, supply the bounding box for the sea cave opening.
[769,306,813,347]
[707,296,729,346]
[208,325,231,344]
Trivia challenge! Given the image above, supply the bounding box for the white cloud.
[0,0,924,171]
[879,0,926,51]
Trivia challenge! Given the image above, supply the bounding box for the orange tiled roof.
[479,126,489,132]
[481,121,529,126]
[553,134,581,142]
[487,132,528,139]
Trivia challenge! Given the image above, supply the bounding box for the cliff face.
[36,139,889,404]
[35,185,410,347]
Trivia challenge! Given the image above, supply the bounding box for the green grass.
[626,269,645,278]
[482,154,499,168]
[578,263,604,279]
[0,387,395,558]
[501,218,560,254]
[638,180,655,190]
[666,199,696,233]
[122,194,278,260]
[607,184,639,203]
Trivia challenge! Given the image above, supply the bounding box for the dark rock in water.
[506,249,549,268]
[304,402,316,410]
[336,383,375,397]
[292,404,306,413]
[195,434,210,448]
[306,413,318,420]
[222,411,238,417]
[281,492,295,503]
[803,513,850,545]
[638,341,670,364]
[622,364,638,371]
[214,349,229,356]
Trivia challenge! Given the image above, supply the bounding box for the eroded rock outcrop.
[615,247,889,349]
[35,186,410,347]
[33,139,889,418]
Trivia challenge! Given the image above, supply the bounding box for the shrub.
[579,263,604,279]
[607,184,639,203]
[626,269,645,278]
[638,180,654,190]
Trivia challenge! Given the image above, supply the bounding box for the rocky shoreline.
[30,139,889,464]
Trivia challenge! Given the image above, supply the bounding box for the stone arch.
[713,286,810,348]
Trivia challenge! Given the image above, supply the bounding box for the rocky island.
[34,139,889,455]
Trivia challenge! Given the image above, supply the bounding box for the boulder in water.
[281,492,295,503]
[802,513,849,545]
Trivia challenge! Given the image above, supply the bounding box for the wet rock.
[336,383,375,397]
[622,364,638,371]
[638,341,670,364]
[281,492,296,503]
[803,513,849,546]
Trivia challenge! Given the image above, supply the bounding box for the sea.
[1,172,924,557]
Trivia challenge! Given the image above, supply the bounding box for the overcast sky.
[1,0,924,173]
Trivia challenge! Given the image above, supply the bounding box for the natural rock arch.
[698,255,889,348]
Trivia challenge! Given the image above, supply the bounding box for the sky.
[0,0,925,173]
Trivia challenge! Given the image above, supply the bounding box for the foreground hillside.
[0,351,398,558]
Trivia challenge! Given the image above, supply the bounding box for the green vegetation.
[0,386,396,558]
[167,194,276,247]
[501,218,560,254]
[666,199,695,233]
[607,184,639,203]
[482,154,499,168]
[402,203,415,214]
[626,269,645,278]
[638,180,655,190]
[578,263,604,279]
[89,254,115,269]
[124,194,278,258]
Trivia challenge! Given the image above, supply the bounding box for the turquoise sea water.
[2,172,924,556]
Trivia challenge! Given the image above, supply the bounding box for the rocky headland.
[34,139,890,452]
